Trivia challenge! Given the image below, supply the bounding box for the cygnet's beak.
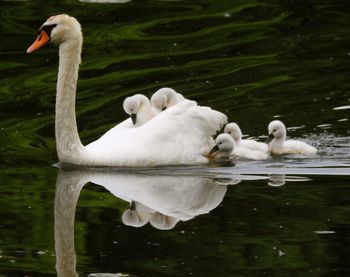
[266,133,274,144]
[162,106,167,111]
[27,30,50,53]
[131,113,137,125]
[209,145,219,155]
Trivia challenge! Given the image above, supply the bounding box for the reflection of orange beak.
[26,30,50,53]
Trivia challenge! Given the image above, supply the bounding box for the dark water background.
[0,0,349,276]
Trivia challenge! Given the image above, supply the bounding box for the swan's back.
[85,100,227,166]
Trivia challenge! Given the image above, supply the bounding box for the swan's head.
[267,120,286,143]
[123,94,150,125]
[209,133,235,155]
[224,123,242,142]
[27,14,81,53]
[151,87,181,111]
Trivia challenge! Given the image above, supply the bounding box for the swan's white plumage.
[267,120,317,155]
[27,14,227,167]
[85,100,227,166]
[224,122,268,153]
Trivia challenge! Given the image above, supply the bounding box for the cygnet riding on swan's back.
[267,120,317,155]
[224,122,268,153]
[151,87,185,111]
[209,133,268,161]
[123,94,157,126]
[26,14,227,167]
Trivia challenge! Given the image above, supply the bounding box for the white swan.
[224,122,269,153]
[209,133,268,161]
[267,120,317,155]
[123,94,157,126]
[27,14,227,167]
[150,87,185,111]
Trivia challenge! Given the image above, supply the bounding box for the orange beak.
[26,30,50,53]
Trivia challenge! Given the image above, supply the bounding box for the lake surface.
[0,0,349,276]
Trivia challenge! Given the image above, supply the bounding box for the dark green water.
[0,0,349,276]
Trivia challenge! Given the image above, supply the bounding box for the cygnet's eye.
[273,129,277,133]
[228,131,231,134]
[219,142,223,145]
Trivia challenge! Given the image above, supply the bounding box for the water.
[0,0,349,276]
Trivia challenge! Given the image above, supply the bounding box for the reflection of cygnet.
[121,201,153,228]
[268,174,286,187]
[149,212,179,230]
[151,87,185,111]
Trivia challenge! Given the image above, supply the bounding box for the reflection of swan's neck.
[56,37,86,164]
[55,170,87,277]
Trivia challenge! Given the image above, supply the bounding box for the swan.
[26,14,227,167]
[224,122,268,153]
[209,133,268,161]
[123,94,158,126]
[266,120,317,155]
[150,87,185,111]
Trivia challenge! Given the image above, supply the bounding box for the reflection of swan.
[224,122,268,153]
[54,167,233,274]
[55,170,87,277]
[27,14,227,167]
[89,170,228,225]
[267,120,317,155]
[151,87,185,111]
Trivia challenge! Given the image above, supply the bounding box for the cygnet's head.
[27,14,82,53]
[209,133,235,155]
[121,201,152,228]
[151,87,182,111]
[123,94,149,125]
[224,123,242,142]
[149,212,179,230]
[267,120,286,143]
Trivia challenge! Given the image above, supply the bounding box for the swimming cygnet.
[208,133,268,161]
[266,120,317,155]
[150,87,185,111]
[224,122,268,153]
[123,94,158,126]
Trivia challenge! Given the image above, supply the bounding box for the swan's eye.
[39,24,57,37]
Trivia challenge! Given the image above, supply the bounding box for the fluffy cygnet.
[267,120,317,155]
[123,94,158,126]
[209,133,268,161]
[224,122,268,153]
[150,87,185,111]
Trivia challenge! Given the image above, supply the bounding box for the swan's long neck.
[55,36,86,164]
